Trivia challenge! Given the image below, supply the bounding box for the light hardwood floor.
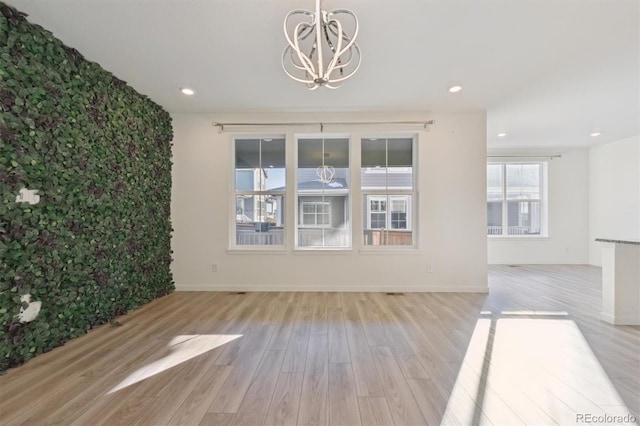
[0,265,638,425]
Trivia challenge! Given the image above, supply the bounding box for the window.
[300,201,331,226]
[297,137,350,248]
[233,138,285,246]
[362,138,414,246]
[366,195,411,230]
[487,162,546,236]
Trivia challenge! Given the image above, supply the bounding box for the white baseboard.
[488,262,592,265]
[600,312,640,325]
[175,284,489,293]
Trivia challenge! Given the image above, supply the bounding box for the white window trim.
[487,161,548,238]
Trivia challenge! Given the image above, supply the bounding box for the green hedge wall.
[0,3,174,372]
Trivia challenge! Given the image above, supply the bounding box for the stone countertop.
[595,238,640,246]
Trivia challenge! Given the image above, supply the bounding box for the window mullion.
[502,163,508,236]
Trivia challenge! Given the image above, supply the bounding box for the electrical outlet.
[426,265,433,273]
[211,264,218,272]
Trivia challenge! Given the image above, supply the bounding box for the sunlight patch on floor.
[107,334,242,394]
[442,312,636,425]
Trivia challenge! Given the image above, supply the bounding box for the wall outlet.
[426,265,433,273]
[211,264,218,272]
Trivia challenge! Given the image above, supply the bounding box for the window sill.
[359,248,423,255]
[293,249,354,254]
[226,249,289,255]
[488,236,550,241]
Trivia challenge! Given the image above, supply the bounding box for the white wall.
[589,135,640,266]
[171,111,488,292]
[488,149,590,264]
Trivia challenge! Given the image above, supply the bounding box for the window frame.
[361,136,417,248]
[487,161,548,238]
[366,195,412,231]
[228,132,420,252]
[299,200,332,228]
[230,135,287,250]
[295,134,352,250]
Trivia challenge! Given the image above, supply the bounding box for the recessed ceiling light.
[448,85,463,93]
[497,132,507,138]
[269,165,274,168]
[263,138,272,142]
[180,87,195,96]
[590,132,601,137]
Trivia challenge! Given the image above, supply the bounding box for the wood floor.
[1,265,638,425]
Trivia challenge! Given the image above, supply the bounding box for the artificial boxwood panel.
[0,3,174,372]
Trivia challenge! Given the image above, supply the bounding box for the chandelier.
[283,0,361,90]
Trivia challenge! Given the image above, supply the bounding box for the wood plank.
[309,292,328,335]
[372,346,427,425]
[267,297,301,350]
[328,363,361,426]
[406,378,447,426]
[199,413,235,426]
[298,334,329,426]
[168,365,233,426]
[327,307,350,364]
[342,293,385,397]
[208,326,274,413]
[231,350,285,426]
[281,293,313,373]
[357,397,395,426]
[264,372,304,426]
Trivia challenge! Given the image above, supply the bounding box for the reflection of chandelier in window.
[317,165,335,183]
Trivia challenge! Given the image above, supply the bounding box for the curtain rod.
[212,120,435,132]
[487,155,562,159]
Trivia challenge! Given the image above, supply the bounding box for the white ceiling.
[8,0,639,152]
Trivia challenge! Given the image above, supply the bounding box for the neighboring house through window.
[233,137,286,247]
[297,137,350,248]
[361,137,415,246]
[487,162,546,236]
[300,201,331,227]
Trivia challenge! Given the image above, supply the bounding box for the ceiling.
[8,0,639,152]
